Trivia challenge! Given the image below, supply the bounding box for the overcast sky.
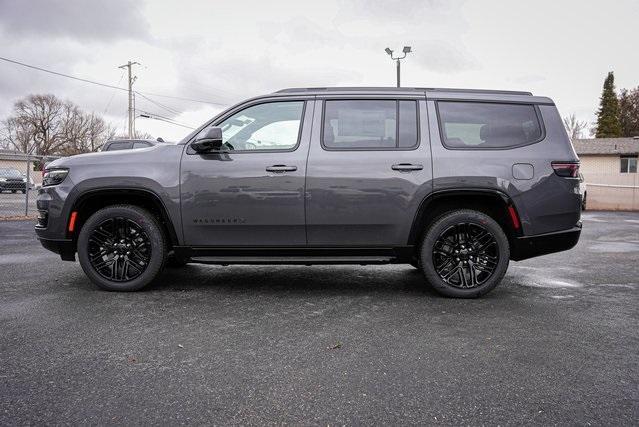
[1,0,637,141]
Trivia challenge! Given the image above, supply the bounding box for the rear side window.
[105,141,132,151]
[437,101,543,149]
[132,142,151,149]
[323,100,418,149]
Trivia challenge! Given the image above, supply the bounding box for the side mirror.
[191,127,223,153]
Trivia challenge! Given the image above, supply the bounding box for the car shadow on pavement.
[148,264,437,296]
[52,262,462,298]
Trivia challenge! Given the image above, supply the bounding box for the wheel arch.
[67,188,179,248]
[407,189,522,248]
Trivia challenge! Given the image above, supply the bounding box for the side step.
[189,256,395,265]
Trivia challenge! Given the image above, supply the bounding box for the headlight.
[42,168,69,187]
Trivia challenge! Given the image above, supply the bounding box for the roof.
[572,138,639,155]
[275,87,532,96]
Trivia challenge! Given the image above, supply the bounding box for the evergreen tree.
[619,87,639,137]
[595,72,622,138]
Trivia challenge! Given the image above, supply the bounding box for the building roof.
[573,138,639,155]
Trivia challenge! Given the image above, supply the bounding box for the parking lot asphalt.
[0,211,637,425]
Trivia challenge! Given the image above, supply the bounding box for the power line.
[136,110,195,129]
[0,55,229,107]
[135,91,181,115]
[103,70,125,114]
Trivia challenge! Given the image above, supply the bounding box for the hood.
[46,144,181,169]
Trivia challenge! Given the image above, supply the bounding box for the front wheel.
[77,205,167,291]
[419,209,510,298]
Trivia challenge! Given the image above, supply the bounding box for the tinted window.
[105,141,131,151]
[132,142,152,149]
[323,100,418,149]
[437,102,543,149]
[399,101,418,148]
[207,101,304,151]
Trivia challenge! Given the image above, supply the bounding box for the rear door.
[305,96,432,246]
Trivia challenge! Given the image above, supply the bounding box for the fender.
[69,186,181,246]
[407,187,522,245]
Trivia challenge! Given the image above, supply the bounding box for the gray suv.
[35,87,582,298]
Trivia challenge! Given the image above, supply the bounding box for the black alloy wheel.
[432,222,499,289]
[77,205,166,291]
[87,217,151,282]
[420,209,509,298]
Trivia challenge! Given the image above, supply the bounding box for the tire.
[77,205,167,291]
[419,209,509,298]
[21,190,26,194]
[11,190,16,193]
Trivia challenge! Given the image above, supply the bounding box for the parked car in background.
[36,87,582,298]
[578,173,587,210]
[101,139,159,151]
[0,168,27,193]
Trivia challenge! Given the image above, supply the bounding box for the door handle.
[266,165,297,173]
[391,163,423,172]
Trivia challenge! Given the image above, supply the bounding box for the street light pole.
[385,46,412,87]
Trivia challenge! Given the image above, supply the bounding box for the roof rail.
[274,87,532,96]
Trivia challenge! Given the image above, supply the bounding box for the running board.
[189,256,395,265]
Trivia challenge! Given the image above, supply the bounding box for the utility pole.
[384,46,412,87]
[118,61,140,138]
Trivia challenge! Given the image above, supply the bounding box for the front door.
[180,99,313,246]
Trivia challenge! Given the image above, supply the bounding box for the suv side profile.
[35,87,581,298]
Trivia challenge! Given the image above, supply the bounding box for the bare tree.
[0,94,115,155]
[563,114,588,140]
[111,131,154,140]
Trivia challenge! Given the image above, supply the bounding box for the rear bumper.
[37,236,76,261]
[510,224,581,261]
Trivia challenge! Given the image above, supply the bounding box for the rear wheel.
[77,205,167,291]
[419,209,509,298]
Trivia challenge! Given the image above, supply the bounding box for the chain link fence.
[0,152,63,219]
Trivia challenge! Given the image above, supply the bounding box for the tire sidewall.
[420,210,510,298]
[77,205,166,291]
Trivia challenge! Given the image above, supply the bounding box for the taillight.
[551,162,579,178]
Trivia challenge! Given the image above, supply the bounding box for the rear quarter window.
[437,101,544,149]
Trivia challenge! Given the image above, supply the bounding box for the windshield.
[0,169,23,178]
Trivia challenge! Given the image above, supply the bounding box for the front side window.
[437,101,543,149]
[323,100,418,149]
[206,101,304,151]
[620,155,638,173]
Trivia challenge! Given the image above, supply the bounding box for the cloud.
[0,0,150,41]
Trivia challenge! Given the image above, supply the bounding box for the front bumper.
[0,182,27,191]
[510,224,582,261]
[37,237,76,261]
